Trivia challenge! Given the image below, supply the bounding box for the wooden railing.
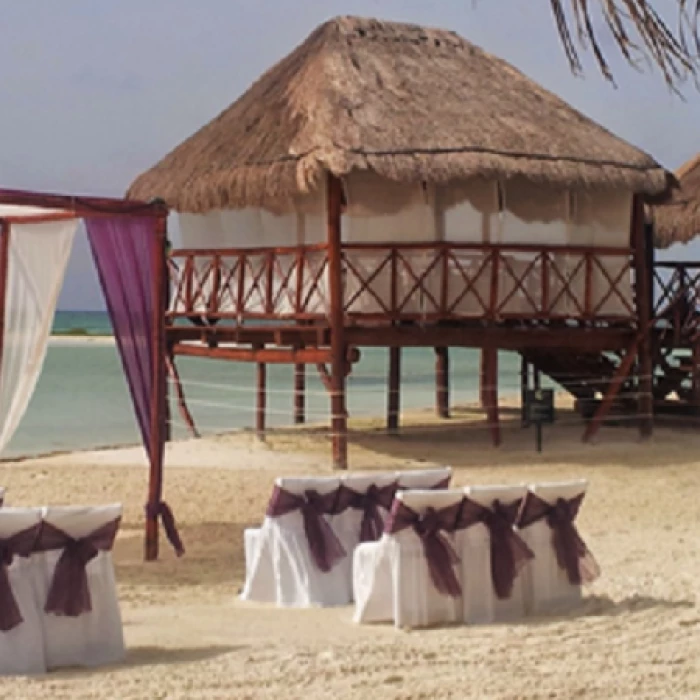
[653,261,700,340]
[167,242,635,324]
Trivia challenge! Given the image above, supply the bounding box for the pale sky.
[1,0,698,310]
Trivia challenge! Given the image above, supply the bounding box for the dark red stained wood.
[256,347,267,440]
[387,346,401,433]
[0,188,166,216]
[326,174,348,470]
[145,213,168,562]
[294,362,306,425]
[632,195,653,439]
[435,346,450,419]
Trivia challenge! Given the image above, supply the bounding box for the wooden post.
[145,214,168,561]
[387,346,401,433]
[294,363,305,424]
[692,340,700,420]
[256,346,267,440]
[483,348,501,446]
[435,346,450,418]
[0,220,11,395]
[520,355,529,428]
[632,196,653,438]
[327,174,348,469]
[479,348,487,408]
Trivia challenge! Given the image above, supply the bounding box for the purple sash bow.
[36,518,121,617]
[266,485,345,572]
[457,497,533,600]
[0,523,41,631]
[335,481,398,542]
[518,492,600,585]
[385,499,463,598]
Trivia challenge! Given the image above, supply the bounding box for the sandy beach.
[0,402,699,699]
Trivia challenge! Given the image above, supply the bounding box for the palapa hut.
[653,153,700,248]
[128,16,674,467]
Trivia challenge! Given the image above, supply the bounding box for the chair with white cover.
[516,479,600,615]
[0,507,45,675]
[35,504,124,669]
[396,466,452,490]
[241,476,349,607]
[356,488,465,629]
[458,484,531,624]
[332,472,398,597]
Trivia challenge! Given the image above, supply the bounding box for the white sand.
[0,405,699,698]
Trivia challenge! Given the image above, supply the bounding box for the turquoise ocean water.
[6,311,531,459]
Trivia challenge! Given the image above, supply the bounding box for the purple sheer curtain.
[85,217,158,459]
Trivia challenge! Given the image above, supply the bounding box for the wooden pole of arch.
[145,213,168,561]
[327,174,348,470]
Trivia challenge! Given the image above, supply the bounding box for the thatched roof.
[652,153,700,248]
[127,15,672,213]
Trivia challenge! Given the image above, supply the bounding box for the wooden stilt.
[520,355,529,428]
[632,196,654,438]
[479,348,487,408]
[165,352,200,438]
[256,349,267,441]
[582,337,639,442]
[483,348,501,446]
[145,214,168,562]
[435,346,450,418]
[294,363,306,425]
[327,174,348,469]
[387,346,401,433]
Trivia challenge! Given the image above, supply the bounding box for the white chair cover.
[518,479,594,615]
[354,489,464,629]
[241,476,349,607]
[332,472,398,598]
[37,504,124,669]
[460,484,529,624]
[0,507,45,675]
[396,466,452,490]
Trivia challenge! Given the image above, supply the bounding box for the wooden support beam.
[294,363,306,425]
[479,349,487,409]
[582,337,640,442]
[482,348,501,446]
[327,175,348,469]
[0,187,166,217]
[632,196,654,438]
[171,343,341,365]
[165,353,200,439]
[145,214,168,562]
[387,347,401,433]
[435,346,450,419]
[256,350,267,441]
[346,326,633,352]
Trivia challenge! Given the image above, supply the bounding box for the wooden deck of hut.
[128,16,680,469]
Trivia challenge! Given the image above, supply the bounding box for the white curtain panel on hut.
[343,173,438,316]
[0,216,77,455]
[571,191,633,317]
[440,179,498,317]
[499,182,569,318]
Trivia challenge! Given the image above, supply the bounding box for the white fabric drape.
[0,218,77,454]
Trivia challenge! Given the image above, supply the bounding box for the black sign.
[524,389,555,424]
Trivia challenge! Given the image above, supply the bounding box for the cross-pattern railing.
[166,242,635,324]
[653,261,700,341]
